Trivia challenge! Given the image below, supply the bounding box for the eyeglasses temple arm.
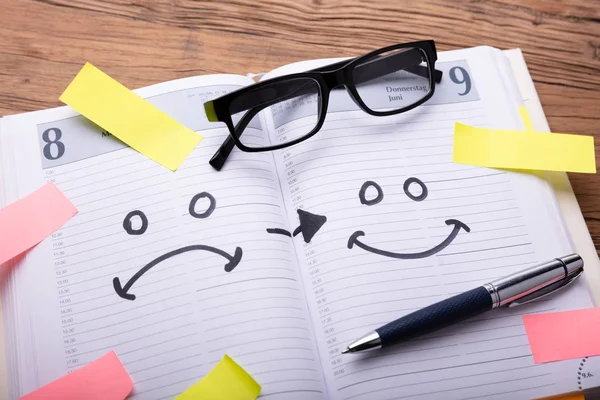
[209,105,263,170]
[350,48,442,85]
[310,53,442,83]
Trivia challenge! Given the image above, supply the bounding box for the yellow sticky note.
[60,63,202,171]
[519,106,535,132]
[453,122,596,173]
[175,355,261,400]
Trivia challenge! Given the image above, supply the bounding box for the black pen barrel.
[376,286,493,347]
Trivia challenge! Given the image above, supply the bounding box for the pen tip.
[342,348,350,354]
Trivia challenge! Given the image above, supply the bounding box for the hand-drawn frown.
[348,178,470,259]
[267,209,327,243]
[113,192,243,301]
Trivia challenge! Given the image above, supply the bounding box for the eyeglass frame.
[204,40,442,170]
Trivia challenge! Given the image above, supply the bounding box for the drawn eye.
[359,181,384,206]
[403,177,428,202]
[189,192,216,219]
[123,210,149,235]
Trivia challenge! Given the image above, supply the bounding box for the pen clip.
[505,268,584,308]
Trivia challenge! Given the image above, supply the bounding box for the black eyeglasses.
[204,40,442,170]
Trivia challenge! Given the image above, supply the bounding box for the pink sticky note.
[523,308,600,363]
[20,351,132,400]
[0,183,77,265]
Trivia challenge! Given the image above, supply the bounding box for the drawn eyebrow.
[359,180,384,206]
[189,192,216,219]
[123,210,148,235]
[403,177,428,202]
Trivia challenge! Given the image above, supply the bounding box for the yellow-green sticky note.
[453,122,596,173]
[60,63,202,171]
[175,355,261,400]
[518,106,534,132]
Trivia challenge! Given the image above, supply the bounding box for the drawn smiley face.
[113,192,243,301]
[347,178,470,259]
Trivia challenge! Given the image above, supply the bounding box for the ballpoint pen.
[343,254,584,354]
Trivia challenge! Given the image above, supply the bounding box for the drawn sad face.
[113,192,242,301]
[347,178,470,258]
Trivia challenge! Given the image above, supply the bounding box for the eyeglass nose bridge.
[320,67,365,111]
[320,67,349,90]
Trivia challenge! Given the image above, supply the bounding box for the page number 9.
[449,66,471,96]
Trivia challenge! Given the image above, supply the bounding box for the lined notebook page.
[264,48,594,400]
[6,76,325,399]
[173,113,326,399]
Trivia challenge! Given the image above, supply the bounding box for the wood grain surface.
[1,0,599,249]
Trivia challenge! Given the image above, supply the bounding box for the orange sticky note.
[551,395,585,400]
[19,351,132,400]
[0,183,77,265]
[523,308,600,363]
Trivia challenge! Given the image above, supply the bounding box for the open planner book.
[1,46,600,400]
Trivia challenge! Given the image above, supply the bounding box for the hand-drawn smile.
[113,192,242,301]
[347,178,470,259]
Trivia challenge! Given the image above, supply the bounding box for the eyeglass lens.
[228,77,321,149]
[352,47,431,112]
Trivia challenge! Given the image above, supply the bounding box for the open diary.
[1,46,599,399]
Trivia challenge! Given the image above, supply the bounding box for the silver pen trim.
[483,282,500,309]
[343,331,381,353]
[487,254,584,308]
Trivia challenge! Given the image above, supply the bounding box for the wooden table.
[1,0,599,249]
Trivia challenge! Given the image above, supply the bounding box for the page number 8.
[449,66,471,96]
[42,128,65,160]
